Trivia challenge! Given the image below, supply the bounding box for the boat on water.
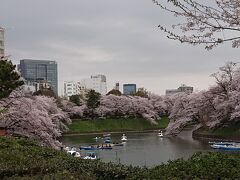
[104,137,112,143]
[80,145,113,150]
[93,137,102,140]
[208,141,233,145]
[121,134,127,141]
[158,130,163,137]
[98,146,113,150]
[210,142,240,150]
[103,133,111,137]
[80,146,97,150]
[112,142,124,146]
[67,150,81,157]
[83,152,97,160]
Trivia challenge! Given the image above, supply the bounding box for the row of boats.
[209,141,240,150]
[64,132,164,159]
[64,133,128,159]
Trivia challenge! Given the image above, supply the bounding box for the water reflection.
[60,129,211,167]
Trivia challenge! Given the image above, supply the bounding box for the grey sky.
[1,0,239,95]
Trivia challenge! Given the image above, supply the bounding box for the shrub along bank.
[1,137,240,179]
[67,117,169,134]
[193,122,240,141]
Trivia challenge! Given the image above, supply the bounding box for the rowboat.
[80,146,96,150]
[112,142,124,146]
[98,146,113,150]
[103,133,111,137]
[104,137,112,143]
[210,142,240,150]
[80,145,113,150]
[83,152,97,160]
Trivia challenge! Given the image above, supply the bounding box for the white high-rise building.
[0,27,5,57]
[81,74,107,95]
[64,81,77,98]
[63,74,107,98]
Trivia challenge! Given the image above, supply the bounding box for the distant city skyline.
[1,1,239,95]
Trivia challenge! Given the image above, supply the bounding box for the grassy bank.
[67,117,169,134]
[1,137,240,179]
[193,122,240,140]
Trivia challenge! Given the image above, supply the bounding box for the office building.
[165,84,193,96]
[81,74,107,95]
[165,89,181,96]
[23,80,50,93]
[123,84,136,95]
[19,59,58,95]
[64,81,77,97]
[63,74,107,98]
[0,27,5,57]
[114,82,120,91]
[178,84,193,94]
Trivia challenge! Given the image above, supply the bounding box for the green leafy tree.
[86,90,101,119]
[0,58,24,99]
[69,94,81,106]
[107,89,122,96]
[134,89,148,98]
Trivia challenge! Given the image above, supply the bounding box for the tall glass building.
[123,84,136,95]
[19,59,58,95]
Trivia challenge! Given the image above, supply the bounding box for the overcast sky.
[1,0,239,95]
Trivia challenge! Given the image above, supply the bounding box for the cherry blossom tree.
[96,95,159,124]
[153,0,240,49]
[0,91,71,149]
[165,62,240,135]
[61,99,87,119]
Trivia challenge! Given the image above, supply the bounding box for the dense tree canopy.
[106,89,122,96]
[69,94,82,106]
[0,91,71,148]
[86,90,101,110]
[165,62,240,135]
[134,88,148,98]
[153,0,240,49]
[0,58,24,99]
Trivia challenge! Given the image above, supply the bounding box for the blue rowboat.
[98,146,112,150]
[211,142,240,150]
[80,146,97,150]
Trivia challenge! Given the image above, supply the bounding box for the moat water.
[61,128,212,167]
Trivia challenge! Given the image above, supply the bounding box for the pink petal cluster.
[0,92,71,149]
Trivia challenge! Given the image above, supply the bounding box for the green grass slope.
[67,117,169,133]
